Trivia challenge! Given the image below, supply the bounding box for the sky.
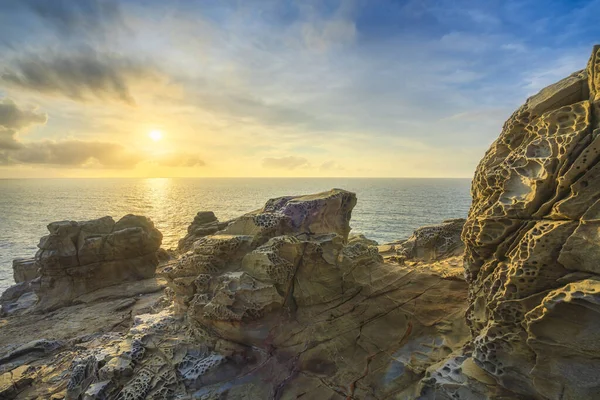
[0,0,599,178]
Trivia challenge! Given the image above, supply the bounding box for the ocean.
[0,178,472,293]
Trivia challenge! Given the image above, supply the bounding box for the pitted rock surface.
[0,190,472,399]
[177,211,229,253]
[391,218,466,263]
[458,45,600,400]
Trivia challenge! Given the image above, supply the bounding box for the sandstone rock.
[177,211,229,252]
[220,188,356,240]
[394,218,466,262]
[12,258,38,283]
[32,215,162,311]
[0,189,473,399]
[462,45,600,399]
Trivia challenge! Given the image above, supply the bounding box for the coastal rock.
[34,214,162,310]
[12,258,38,283]
[384,218,466,263]
[0,189,473,399]
[177,211,229,252]
[461,45,600,399]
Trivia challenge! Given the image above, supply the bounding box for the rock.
[379,218,466,265]
[177,211,228,252]
[461,45,600,399]
[32,215,162,311]
[0,365,34,399]
[0,189,472,399]
[12,258,38,283]
[220,188,356,239]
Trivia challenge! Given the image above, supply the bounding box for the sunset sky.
[0,0,599,178]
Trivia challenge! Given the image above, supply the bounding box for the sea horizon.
[0,177,472,293]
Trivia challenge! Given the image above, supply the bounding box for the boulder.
[33,214,162,311]
[458,45,600,399]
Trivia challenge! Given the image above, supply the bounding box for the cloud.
[0,98,47,150]
[154,153,206,168]
[2,140,141,168]
[0,97,207,169]
[262,156,309,170]
[22,0,123,37]
[1,51,154,105]
[320,160,345,171]
[0,98,47,130]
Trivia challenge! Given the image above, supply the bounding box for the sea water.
[0,178,472,293]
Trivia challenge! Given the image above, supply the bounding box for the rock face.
[12,258,38,283]
[177,211,228,252]
[381,218,466,263]
[34,215,162,310]
[462,45,600,399]
[0,189,472,399]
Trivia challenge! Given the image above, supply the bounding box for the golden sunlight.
[149,130,163,142]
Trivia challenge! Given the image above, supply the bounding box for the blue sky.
[0,0,598,177]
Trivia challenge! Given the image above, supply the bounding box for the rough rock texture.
[34,215,162,310]
[459,45,600,399]
[177,211,229,253]
[380,218,466,263]
[12,258,39,283]
[0,190,472,399]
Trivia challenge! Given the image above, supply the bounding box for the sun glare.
[149,130,163,142]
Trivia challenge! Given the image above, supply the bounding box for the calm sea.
[0,178,471,293]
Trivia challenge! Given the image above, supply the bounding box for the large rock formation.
[460,45,600,399]
[34,215,162,310]
[0,189,472,399]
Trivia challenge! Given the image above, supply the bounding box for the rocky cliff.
[459,45,600,399]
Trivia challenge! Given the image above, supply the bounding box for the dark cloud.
[0,99,47,150]
[0,98,47,130]
[155,153,206,168]
[2,140,141,168]
[262,156,309,170]
[1,51,152,105]
[0,129,21,150]
[23,0,123,37]
[0,98,204,169]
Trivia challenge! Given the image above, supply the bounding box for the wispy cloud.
[2,50,157,105]
[262,156,309,170]
[0,0,598,177]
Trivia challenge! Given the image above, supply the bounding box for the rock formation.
[0,189,472,399]
[177,211,228,253]
[380,218,466,263]
[457,45,600,399]
[34,215,162,311]
[6,47,600,399]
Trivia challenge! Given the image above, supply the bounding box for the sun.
[149,130,163,142]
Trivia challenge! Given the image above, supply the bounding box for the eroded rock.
[177,211,229,253]
[0,189,472,399]
[31,215,162,311]
[460,45,600,399]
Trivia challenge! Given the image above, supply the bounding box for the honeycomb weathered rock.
[462,45,600,399]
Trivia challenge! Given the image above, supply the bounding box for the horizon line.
[0,176,474,180]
